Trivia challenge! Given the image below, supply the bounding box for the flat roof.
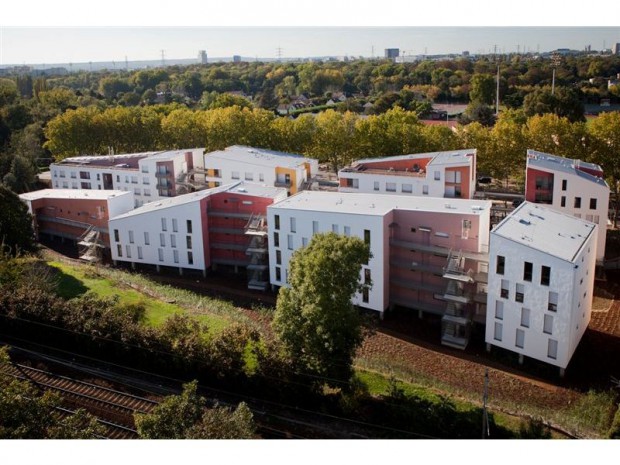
[51,148,204,169]
[269,191,491,217]
[146,148,204,160]
[204,145,317,169]
[19,189,131,201]
[492,201,596,263]
[527,149,608,188]
[353,149,476,168]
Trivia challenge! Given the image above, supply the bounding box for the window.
[231,171,239,180]
[462,219,471,239]
[364,229,371,245]
[116,175,120,182]
[345,178,359,188]
[574,197,581,208]
[515,283,524,303]
[114,229,120,242]
[386,182,396,192]
[434,171,440,181]
[137,246,143,259]
[494,322,503,341]
[521,308,530,328]
[173,250,179,264]
[287,234,293,250]
[160,233,165,247]
[422,185,429,195]
[186,220,192,234]
[276,250,282,265]
[373,181,380,191]
[129,230,134,244]
[590,198,597,210]
[496,255,505,275]
[548,339,558,359]
[544,314,553,334]
[500,279,509,299]
[362,287,369,303]
[548,291,558,312]
[523,262,532,282]
[144,189,151,196]
[274,215,280,230]
[187,251,193,265]
[170,235,176,248]
[344,226,351,236]
[541,266,550,286]
[117,244,122,257]
[312,221,319,234]
[302,237,308,247]
[158,248,164,262]
[402,183,412,193]
[275,267,281,281]
[172,218,178,232]
[141,166,149,174]
[495,301,504,320]
[561,179,567,191]
[364,268,371,284]
[126,245,132,258]
[259,173,264,182]
[245,172,254,181]
[186,236,192,249]
[560,196,566,207]
[516,329,525,349]
[144,232,150,245]
[290,217,296,233]
[131,176,138,184]
[332,224,338,233]
[161,218,167,231]
[273,232,280,247]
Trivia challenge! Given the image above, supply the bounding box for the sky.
[1,0,619,65]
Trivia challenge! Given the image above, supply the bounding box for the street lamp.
[551,52,561,95]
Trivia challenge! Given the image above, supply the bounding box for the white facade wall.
[109,202,206,271]
[339,170,446,198]
[267,207,389,313]
[107,192,136,219]
[485,231,597,369]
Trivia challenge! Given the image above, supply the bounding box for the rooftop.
[19,189,131,201]
[204,145,316,169]
[527,149,608,188]
[52,148,204,169]
[354,149,475,167]
[492,202,596,263]
[269,191,491,216]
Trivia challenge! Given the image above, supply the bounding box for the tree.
[273,232,371,388]
[459,102,497,127]
[0,185,35,255]
[135,380,255,439]
[0,78,18,107]
[258,85,279,110]
[523,87,585,123]
[469,74,495,105]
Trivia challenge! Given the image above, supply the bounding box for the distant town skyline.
[1,27,619,67]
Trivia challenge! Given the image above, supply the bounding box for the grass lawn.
[48,260,231,334]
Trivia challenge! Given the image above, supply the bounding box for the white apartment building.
[50,148,205,208]
[525,149,609,263]
[485,202,597,373]
[203,145,319,195]
[338,149,477,199]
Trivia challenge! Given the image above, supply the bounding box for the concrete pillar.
[202,269,207,278]
[559,368,565,378]
[113,260,118,266]
[179,267,183,276]
[518,354,524,365]
[131,262,135,270]
[486,343,491,353]
[380,311,385,321]
[156,265,161,273]
[234,265,239,274]
[418,309,423,319]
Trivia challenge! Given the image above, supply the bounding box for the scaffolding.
[245,214,269,290]
[78,225,105,263]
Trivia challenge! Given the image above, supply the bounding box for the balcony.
[442,280,472,304]
[155,170,172,178]
[274,180,292,188]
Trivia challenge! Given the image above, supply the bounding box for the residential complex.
[338,149,476,199]
[525,149,609,262]
[485,202,597,373]
[202,145,319,195]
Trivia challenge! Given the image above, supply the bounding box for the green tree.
[258,85,279,110]
[523,87,585,123]
[135,380,255,439]
[469,74,495,105]
[309,110,358,170]
[0,185,35,255]
[524,113,588,160]
[273,232,371,388]
[0,78,18,107]
[459,102,497,127]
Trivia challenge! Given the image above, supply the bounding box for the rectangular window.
[548,339,558,359]
[500,279,509,299]
[345,178,359,189]
[373,181,380,191]
[496,255,505,275]
[344,226,351,236]
[158,248,164,262]
[364,268,371,283]
[114,229,119,242]
[172,218,178,232]
[161,218,167,231]
[386,182,396,192]
[187,251,193,265]
[170,235,176,248]
[495,301,504,320]
[362,287,369,303]
[494,322,502,341]
[244,172,254,181]
[275,267,281,282]
[259,173,264,182]
[590,198,597,210]
[574,197,581,208]
[231,171,239,180]
[516,283,524,303]
[541,266,550,286]
[143,177,150,185]
[186,220,192,234]
[160,233,165,247]
[516,329,525,349]
[561,179,567,191]
[364,229,371,245]
[144,232,150,245]
[144,189,151,196]
[544,314,553,335]
[422,185,429,195]
[332,224,338,233]
[548,291,558,312]
[462,219,471,239]
[434,171,440,181]
[302,237,308,247]
[287,234,293,250]
[521,307,530,328]
[290,217,296,233]
[274,215,280,230]
[276,250,281,265]
[128,230,134,244]
[173,250,179,264]
[137,246,143,259]
[312,221,319,234]
[560,196,566,207]
[126,245,132,258]
[131,176,138,184]
[117,244,122,257]
[186,236,192,249]
[274,232,280,247]
[402,183,413,193]
[523,262,533,282]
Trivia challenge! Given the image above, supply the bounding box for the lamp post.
[551,52,561,95]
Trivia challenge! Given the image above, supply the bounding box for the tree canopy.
[0,185,34,255]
